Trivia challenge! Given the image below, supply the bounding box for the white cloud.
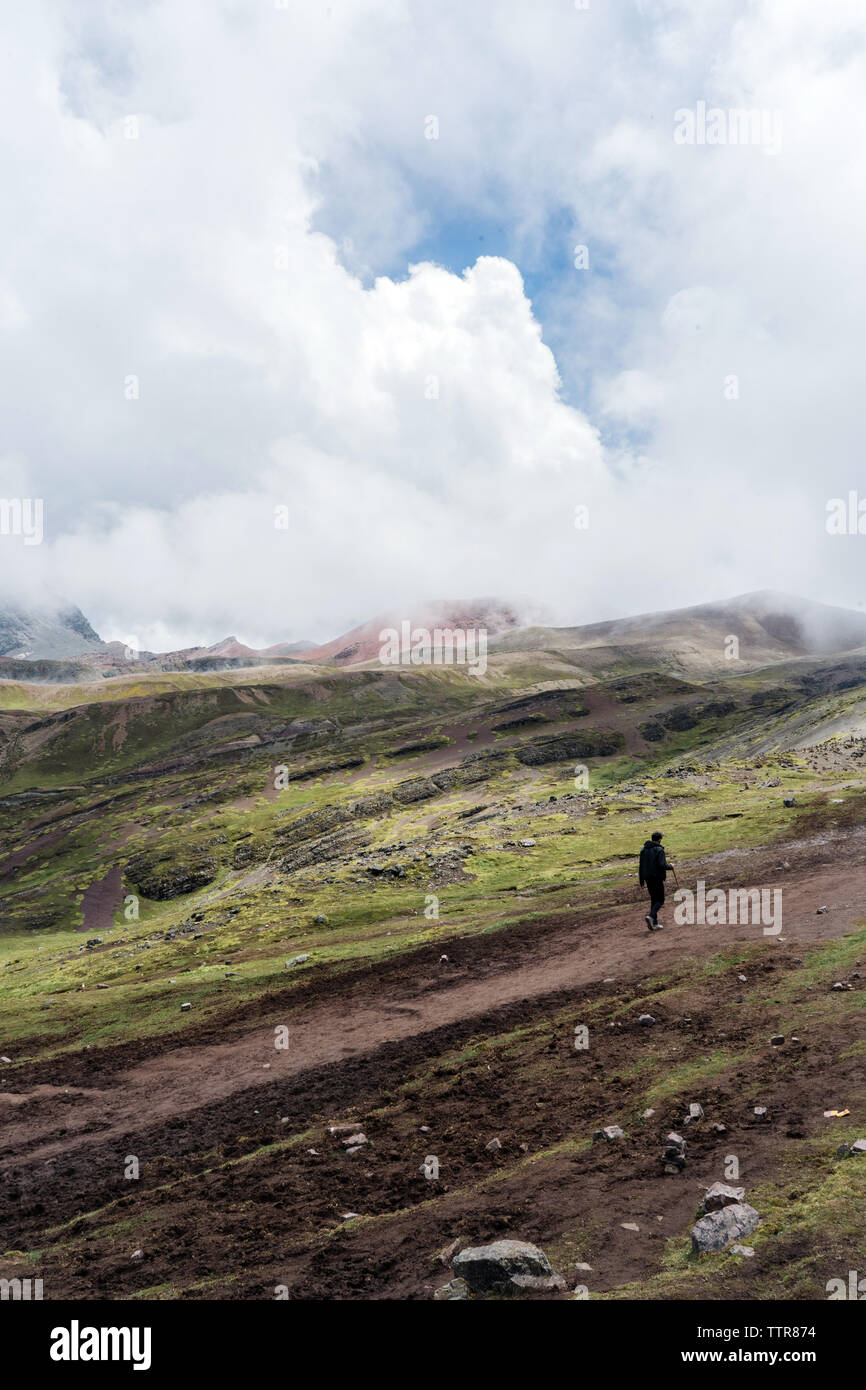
[1,0,865,646]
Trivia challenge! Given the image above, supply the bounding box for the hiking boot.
[645,915,655,931]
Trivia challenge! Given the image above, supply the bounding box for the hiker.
[639,831,675,932]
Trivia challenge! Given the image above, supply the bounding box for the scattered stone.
[285,954,310,968]
[770,1035,785,1046]
[661,1131,686,1173]
[816,906,827,914]
[638,1014,655,1026]
[754,1106,768,1119]
[594,1125,625,1142]
[730,1245,755,1258]
[851,1139,866,1156]
[691,1203,761,1254]
[572,1262,593,1274]
[737,974,747,982]
[701,1182,746,1214]
[0,1056,10,1064]
[783,796,796,807]
[313,914,328,924]
[452,1240,554,1293]
[485,1137,502,1152]
[684,1102,704,1125]
[832,982,849,991]
[130,1250,144,1262]
[642,1108,655,1119]
[434,1278,469,1300]
[518,838,536,847]
[437,1238,462,1266]
[710,1122,728,1135]
[510,1273,567,1292]
[341,1132,367,1148]
[340,1212,361,1221]
[620,1222,640,1232]
[180,1002,191,1012]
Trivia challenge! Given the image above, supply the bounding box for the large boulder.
[700,1182,745,1214]
[452,1240,554,1293]
[691,1203,761,1254]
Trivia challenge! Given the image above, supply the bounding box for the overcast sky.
[1,0,865,649]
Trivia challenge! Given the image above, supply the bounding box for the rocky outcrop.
[514,731,624,765]
[127,854,217,900]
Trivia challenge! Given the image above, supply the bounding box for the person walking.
[639,830,675,931]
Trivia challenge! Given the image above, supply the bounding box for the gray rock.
[638,1014,655,1026]
[594,1124,625,1142]
[437,1238,462,1266]
[701,1181,745,1213]
[662,1130,686,1168]
[684,1102,704,1125]
[434,1278,469,1300]
[452,1240,553,1293]
[518,838,536,847]
[730,1244,755,1258]
[691,1203,761,1254]
[285,954,310,967]
[509,1273,567,1292]
[850,1139,866,1155]
[180,1002,191,1012]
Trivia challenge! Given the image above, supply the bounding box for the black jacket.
[639,840,670,885]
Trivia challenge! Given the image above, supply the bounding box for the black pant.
[645,875,665,923]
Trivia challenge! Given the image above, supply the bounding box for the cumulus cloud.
[1,0,865,646]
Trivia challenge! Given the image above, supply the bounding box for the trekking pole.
[671,867,680,890]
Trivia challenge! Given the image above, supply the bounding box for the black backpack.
[639,841,664,883]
